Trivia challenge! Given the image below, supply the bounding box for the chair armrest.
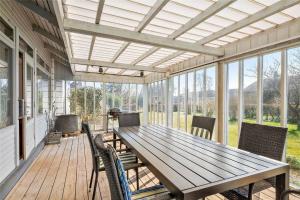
[281,190,300,200]
[103,138,121,143]
[123,163,144,170]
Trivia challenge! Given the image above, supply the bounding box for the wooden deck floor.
[5,134,300,200]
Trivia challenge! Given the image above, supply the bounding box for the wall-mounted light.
[140,71,144,77]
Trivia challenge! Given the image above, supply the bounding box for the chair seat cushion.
[132,185,169,200]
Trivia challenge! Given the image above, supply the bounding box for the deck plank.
[5,134,300,200]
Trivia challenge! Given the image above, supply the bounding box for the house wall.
[0,0,53,188]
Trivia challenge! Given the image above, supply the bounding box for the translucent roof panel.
[91,37,125,62]
[74,64,88,72]
[142,0,215,38]
[64,0,99,23]
[137,48,177,66]
[156,52,198,68]
[69,33,92,59]
[282,4,300,18]
[100,0,156,31]
[115,43,154,64]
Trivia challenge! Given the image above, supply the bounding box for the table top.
[114,125,289,200]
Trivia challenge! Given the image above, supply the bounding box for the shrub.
[287,156,300,169]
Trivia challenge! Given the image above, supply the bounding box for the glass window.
[137,84,143,124]
[195,70,204,116]
[130,84,137,111]
[37,69,50,115]
[227,61,239,147]
[179,74,186,130]
[85,82,94,125]
[243,57,258,123]
[55,80,65,115]
[162,80,166,125]
[0,40,13,128]
[187,72,194,132]
[95,82,104,130]
[75,81,85,118]
[106,83,113,109]
[172,76,179,128]
[121,84,129,111]
[0,17,13,40]
[66,81,76,114]
[206,67,216,117]
[287,47,300,188]
[114,83,122,109]
[26,65,33,119]
[262,52,281,126]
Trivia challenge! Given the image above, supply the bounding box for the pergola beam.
[64,18,224,56]
[111,0,169,63]
[32,24,63,46]
[131,0,233,66]
[16,0,58,26]
[197,0,300,45]
[71,58,167,73]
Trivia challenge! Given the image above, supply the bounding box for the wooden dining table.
[113,125,290,200]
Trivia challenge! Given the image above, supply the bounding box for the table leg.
[113,132,116,149]
[276,172,289,200]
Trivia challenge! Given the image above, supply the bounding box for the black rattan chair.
[281,189,300,200]
[94,136,173,200]
[82,123,143,200]
[221,122,288,200]
[191,116,215,140]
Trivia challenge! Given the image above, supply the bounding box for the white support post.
[143,84,148,125]
[257,56,263,124]
[102,83,107,131]
[13,27,19,166]
[203,69,207,116]
[33,48,37,147]
[224,63,229,145]
[281,49,288,127]
[167,77,173,127]
[238,60,244,138]
[184,74,188,131]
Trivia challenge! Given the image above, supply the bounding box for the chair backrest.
[238,122,288,161]
[191,116,216,140]
[82,123,99,171]
[94,135,126,200]
[118,112,140,127]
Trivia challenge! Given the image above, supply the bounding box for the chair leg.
[89,169,94,191]
[135,168,139,190]
[92,171,99,200]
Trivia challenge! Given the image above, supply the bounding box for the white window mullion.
[177,77,180,129]
[168,77,173,127]
[280,49,288,127]
[185,74,188,131]
[203,70,207,116]
[238,60,244,137]
[257,56,263,124]
[224,63,229,145]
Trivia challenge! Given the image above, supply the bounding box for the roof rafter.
[64,18,224,56]
[16,0,58,26]
[71,58,167,73]
[131,0,234,65]
[52,0,74,74]
[197,0,300,45]
[111,0,169,63]
[32,24,63,46]
[87,0,105,64]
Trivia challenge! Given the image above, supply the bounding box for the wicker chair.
[118,112,140,127]
[82,123,143,200]
[191,116,215,140]
[94,135,173,200]
[221,122,288,200]
[281,189,300,200]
